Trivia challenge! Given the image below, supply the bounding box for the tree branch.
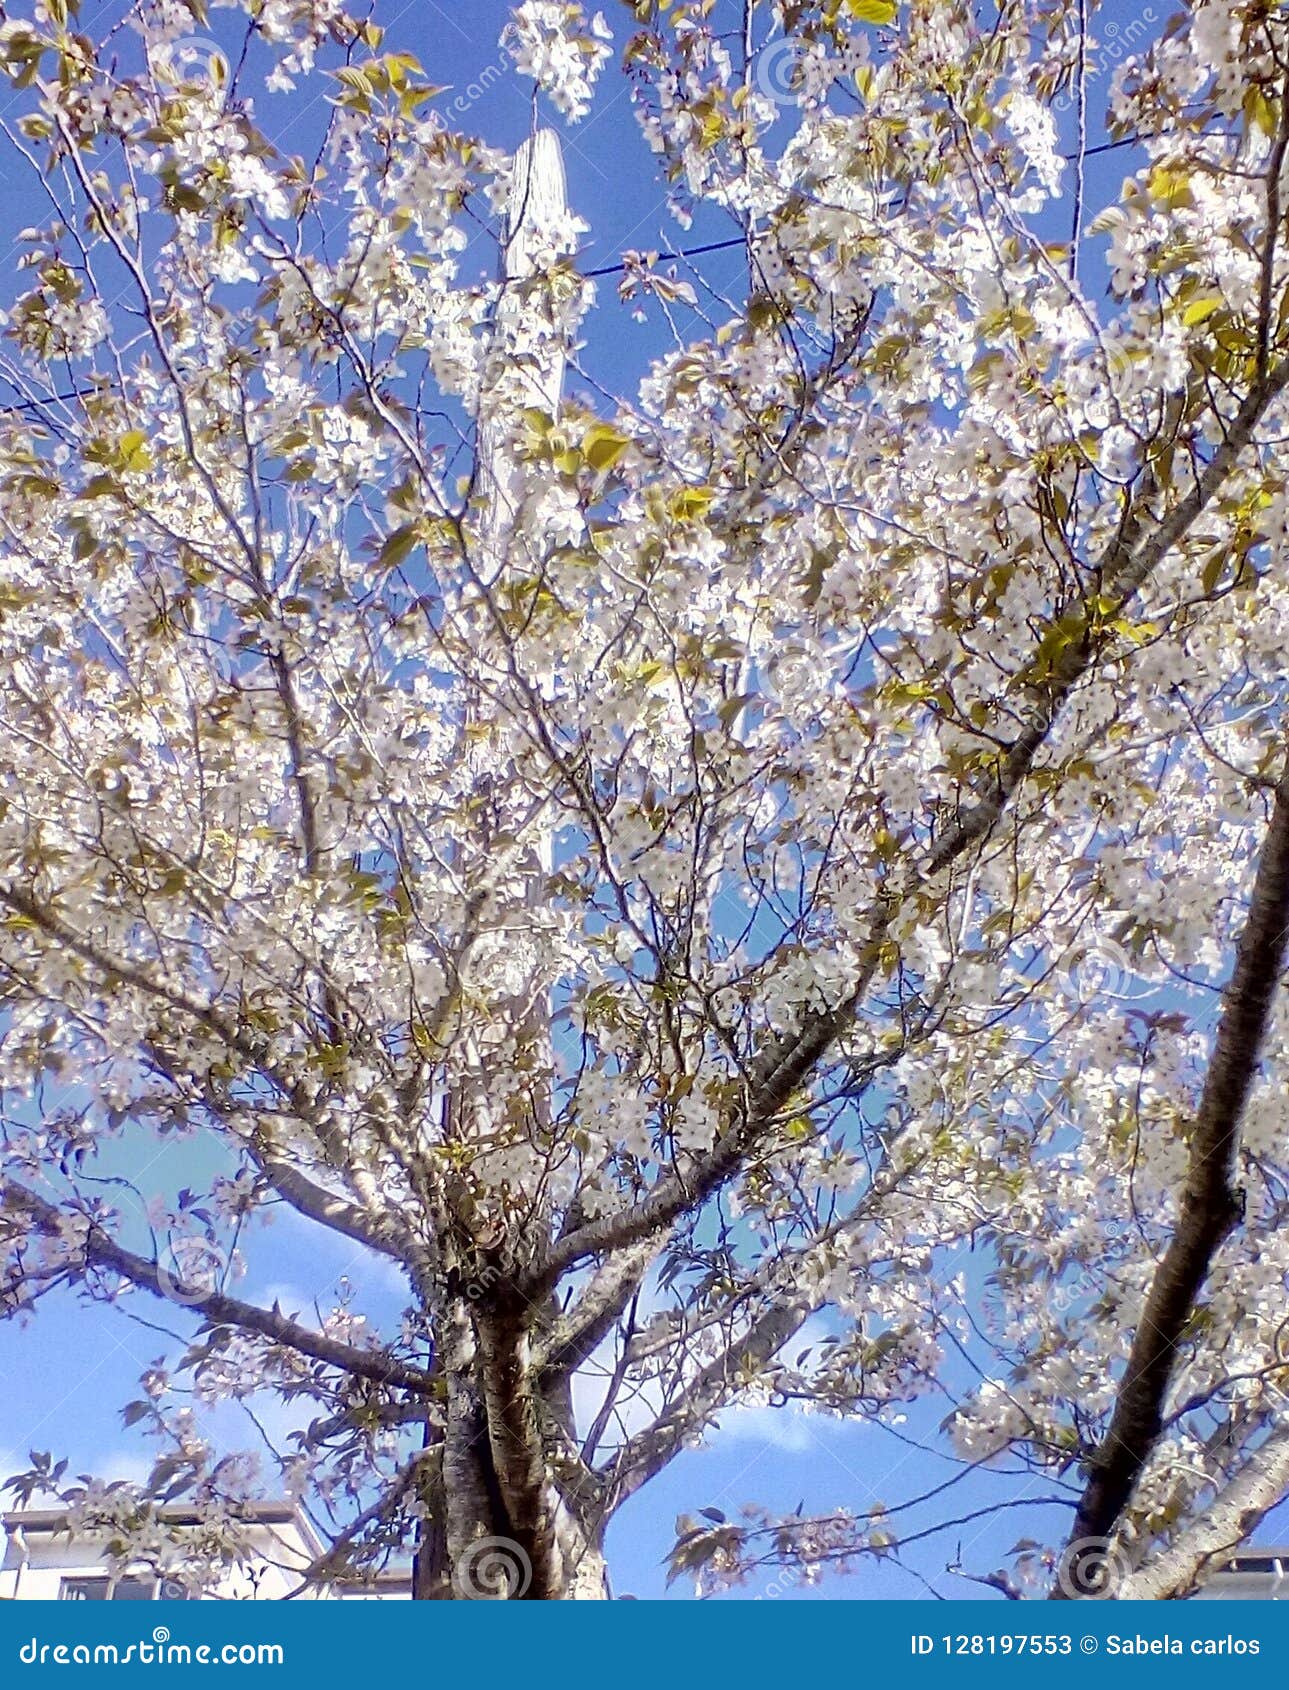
[604,1286,816,1509]
[529,353,1289,1300]
[287,1443,440,1596]
[1,1182,434,1396]
[535,1238,671,1377]
[1119,1420,1289,1599]
[254,1155,412,1266]
[1054,748,1289,1594]
[596,1133,921,1505]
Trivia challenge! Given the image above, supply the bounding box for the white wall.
[0,1519,327,1601]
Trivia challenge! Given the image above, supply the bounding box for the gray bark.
[1056,751,1289,1595]
[1119,1422,1289,1598]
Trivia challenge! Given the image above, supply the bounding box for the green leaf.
[669,485,716,522]
[1245,84,1278,138]
[1181,295,1222,327]
[1146,165,1193,208]
[718,692,756,730]
[119,429,152,472]
[4,471,59,499]
[845,0,899,23]
[582,422,631,472]
[377,525,419,570]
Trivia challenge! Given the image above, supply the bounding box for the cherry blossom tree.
[3,0,1289,1601]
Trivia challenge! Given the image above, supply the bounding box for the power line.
[578,134,1147,281]
[582,236,745,280]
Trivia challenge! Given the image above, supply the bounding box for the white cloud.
[99,1450,151,1487]
[713,1404,823,1455]
[254,1283,315,1318]
[571,1364,663,1444]
[569,1311,846,1455]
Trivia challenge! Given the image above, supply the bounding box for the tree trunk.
[420,126,602,1604]
[1119,1422,1289,1599]
[421,1283,610,1599]
[436,1480,609,1599]
[1056,751,1289,1597]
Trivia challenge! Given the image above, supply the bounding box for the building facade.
[1191,1549,1289,1600]
[0,1504,410,1601]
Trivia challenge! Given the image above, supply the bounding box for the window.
[60,1576,158,1601]
[59,1578,109,1601]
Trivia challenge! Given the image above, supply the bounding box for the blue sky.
[4,0,1283,1602]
